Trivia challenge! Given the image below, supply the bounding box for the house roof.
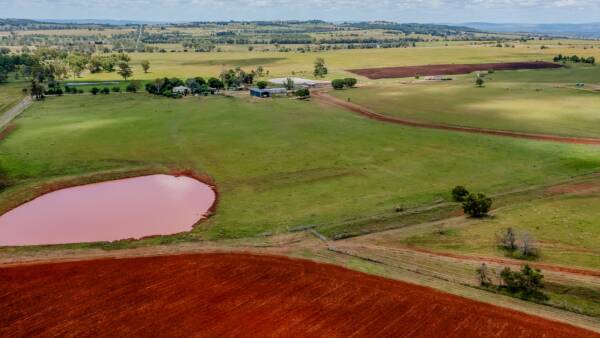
[250,88,287,93]
[268,77,328,86]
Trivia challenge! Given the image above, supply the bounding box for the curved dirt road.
[1,253,598,337]
[313,91,600,145]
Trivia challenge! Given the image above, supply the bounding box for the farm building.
[268,77,329,88]
[250,88,287,98]
[173,86,190,95]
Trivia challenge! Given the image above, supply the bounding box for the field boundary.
[314,91,600,145]
[0,96,31,131]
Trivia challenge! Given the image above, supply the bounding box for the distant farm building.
[173,86,190,95]
[250,88,287,98]
[268,77,329,88]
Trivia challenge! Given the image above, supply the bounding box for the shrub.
[499,265,548,300]
[125,83,137,93]
[476,77,485,87]
[55,88,63,96]
[295,88,310,98]
[90,87,100,95]
[111,86,121,93]
[451,185,469,202]
[101,87,110,94]
[256,80,268,89]
[462,193,492,217]
[343,78,357,87]
[331,79,345,90]
[499,227,517,251]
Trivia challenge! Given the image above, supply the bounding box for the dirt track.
[348,61,563,79]
[313,91,600,145]
[1,252,597,337]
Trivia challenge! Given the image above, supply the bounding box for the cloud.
[1,0,597,22]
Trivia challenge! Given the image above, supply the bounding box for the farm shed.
[173,86,190,95]
[250,88,287,98]
[268,77,330,88]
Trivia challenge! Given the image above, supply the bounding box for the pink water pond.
[0,175,216,246]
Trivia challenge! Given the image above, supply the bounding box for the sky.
[1,0,599,23]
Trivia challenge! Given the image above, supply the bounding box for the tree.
[295,88,310,98]
[256,80,268,89]
[500,265,547,300]
[500,227,517,252]
[284,78,295,90]
[520,232,538,258]
[30,79,45,100]
[451,185,469,202]
[141,60,150,73]
[476,77,485,87]
[207,77,224,90]
[476,263,492,287]
[313,57,328,78]
[331,79,345,90]
[462,193,492,217]
[343,78,357,88]
[126,81,140,93]
[117,62,133,80]
[67,53,88,78]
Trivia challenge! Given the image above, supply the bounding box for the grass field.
[0,79,26,115]
[77,45,600,81]
[1,93,600,246]
[331,65,600,138]
[399,192,600,270]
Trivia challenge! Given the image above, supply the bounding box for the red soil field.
[1,253,597,337]
[348,61,562,79]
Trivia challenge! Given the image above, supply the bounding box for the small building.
[173,86,190,95]
[250,88,287,98]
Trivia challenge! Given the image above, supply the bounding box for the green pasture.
[400,193,600,270]
[331,65,600,138]
[1,93,600,247]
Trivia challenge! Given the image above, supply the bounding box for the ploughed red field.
[0,253,596,337]
[348,61,562,79]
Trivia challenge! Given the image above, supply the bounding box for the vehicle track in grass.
[313,91,600,145]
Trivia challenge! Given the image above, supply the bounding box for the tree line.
[553,54,596,65]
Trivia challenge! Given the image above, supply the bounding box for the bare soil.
[0,252,597,337]
[348,61,563,79]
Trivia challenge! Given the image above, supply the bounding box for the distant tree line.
[553,54,595,65]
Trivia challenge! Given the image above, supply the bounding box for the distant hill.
[41,19,168,25]
[462,22,600,38]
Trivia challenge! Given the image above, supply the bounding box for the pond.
[0,175,216,246]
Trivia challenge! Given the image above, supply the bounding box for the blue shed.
[250,88,287,98]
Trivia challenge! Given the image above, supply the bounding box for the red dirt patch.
[406,246,600,278]
[545,182,600,196]
[313,91,600,145]
[0,253,596,337]
[348,61,563,79]
[0,123,16,142]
